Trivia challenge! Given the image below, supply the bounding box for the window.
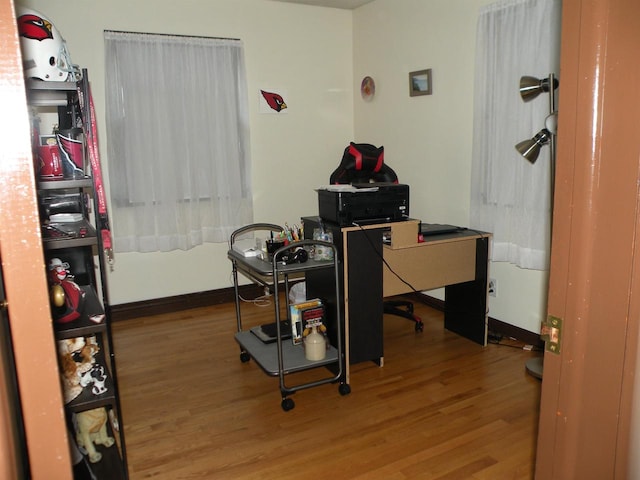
[104,31,253,252]
[469,0,561,270]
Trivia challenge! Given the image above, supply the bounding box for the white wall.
[19,0,548,333]
[18,0,355,303]
[352,0,548,334]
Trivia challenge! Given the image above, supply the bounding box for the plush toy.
[58,348,82,403]
[78,336,100,372]
[48,257,86,324]
[57,336,102,403]
[57,337,85,403]
[74,407,115,463]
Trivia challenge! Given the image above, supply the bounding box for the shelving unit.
[27,72,127,479]
[228,223,350,411]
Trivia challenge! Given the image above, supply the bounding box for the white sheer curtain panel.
[470,0,561,270]
[104,31,253,253]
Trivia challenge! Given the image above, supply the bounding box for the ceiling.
[269,0,374,9]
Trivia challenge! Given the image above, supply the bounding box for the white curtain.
[470,0,562,270]
[104,31,253,253]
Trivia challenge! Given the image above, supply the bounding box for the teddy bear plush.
[58,349,82,403]
[78,336,100,373]
[57,336,101,403]
[74,407,115,463]
[57,337,85,403]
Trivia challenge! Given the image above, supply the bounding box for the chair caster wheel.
[339,383,351,396]
[281,398,295,411]
[415,321,424,332]
[240,351,250,363]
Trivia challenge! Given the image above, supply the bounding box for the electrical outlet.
[488,278,497,297]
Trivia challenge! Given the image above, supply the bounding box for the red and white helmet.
[16,7,79,81]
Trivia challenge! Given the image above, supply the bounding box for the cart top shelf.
[228,245,337,277]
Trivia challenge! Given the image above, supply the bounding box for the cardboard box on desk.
[387,219,421,248]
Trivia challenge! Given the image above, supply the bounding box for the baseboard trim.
[111,288,542,346]
[411,292,543,347]
[110,285,261,322]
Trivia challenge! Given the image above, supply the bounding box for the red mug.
[38,144,63,179]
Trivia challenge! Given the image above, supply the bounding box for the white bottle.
[304,325,326,361]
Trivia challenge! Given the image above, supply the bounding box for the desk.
[302,217,491,382]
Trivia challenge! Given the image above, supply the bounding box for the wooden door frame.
[537,0,640,477]
[0,0,71,477]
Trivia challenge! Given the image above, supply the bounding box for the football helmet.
[16,7,79,81]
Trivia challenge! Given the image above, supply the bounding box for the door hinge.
[541,315,562,354]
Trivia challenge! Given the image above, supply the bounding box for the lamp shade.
[519,75,559,102]
[515,128,551,163]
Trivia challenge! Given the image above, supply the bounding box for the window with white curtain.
[104,31,253,253]
[470,0,561,270]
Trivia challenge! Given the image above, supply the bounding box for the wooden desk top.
[339,218,490,249]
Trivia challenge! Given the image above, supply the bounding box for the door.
[0,0,72,477]
[0,266,28,479]
[536,0,640,477]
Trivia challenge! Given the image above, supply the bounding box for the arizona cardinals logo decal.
[18,14,53,41]
[261,90,288,112]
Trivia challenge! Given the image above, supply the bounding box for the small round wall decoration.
[361,76,375,101]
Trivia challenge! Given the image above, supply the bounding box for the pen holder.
[266,239,285,262]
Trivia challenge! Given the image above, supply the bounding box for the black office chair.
[330,142,424,332]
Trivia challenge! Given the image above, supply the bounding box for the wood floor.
[112,296,542,479]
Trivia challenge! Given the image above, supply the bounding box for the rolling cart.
[228,223,350,411]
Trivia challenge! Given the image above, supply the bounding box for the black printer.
[317,183,409,226]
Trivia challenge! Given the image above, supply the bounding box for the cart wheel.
[240,351,250,363]
[281,398,295,411]
[339,383,351,396]
[415,321,424,332]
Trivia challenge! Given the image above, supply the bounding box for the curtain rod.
[104,29,241,42]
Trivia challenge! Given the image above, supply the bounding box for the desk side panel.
[345,229,384,365]
[444,237,490,345]
[304,217,384,365]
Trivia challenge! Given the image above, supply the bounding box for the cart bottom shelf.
[235,330,340,375]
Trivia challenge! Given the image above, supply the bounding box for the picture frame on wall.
[409,69,432,96]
